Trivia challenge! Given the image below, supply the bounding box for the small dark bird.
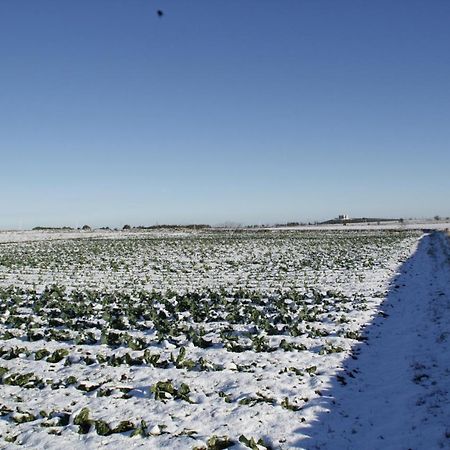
[157,10,164,17]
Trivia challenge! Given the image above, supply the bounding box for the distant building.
[338,214,350,221]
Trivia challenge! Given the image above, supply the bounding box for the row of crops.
[0,230,420,448]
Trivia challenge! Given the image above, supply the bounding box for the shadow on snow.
[293,232,437,449]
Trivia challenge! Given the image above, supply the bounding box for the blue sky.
[1,0,449,228]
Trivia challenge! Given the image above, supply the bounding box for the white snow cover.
[0,229,448,449]
[299,231,450,449]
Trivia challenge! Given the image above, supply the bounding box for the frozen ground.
[0,229,190,244]
[0,220,449,244]
[0,229,448,449]
[298,231,450,449]
[268,220,450,232]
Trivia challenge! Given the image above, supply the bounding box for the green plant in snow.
[238,392,276,407]
[280,397,302,411]
[12,411,37,423]
[150,380,193,403]
[111,420,135,433]
[239,435,272,449]
[218,391,232,403]
[131,420,149,438]
[206,434,235,449]
[34,348,50,360]
[73,407,92,434]
[46,348,69,363]
[94,420,112,436]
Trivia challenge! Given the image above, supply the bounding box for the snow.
[297,231,450,449]
[0,229,448,449]
[267,220,450,232]
[0,220,449,244]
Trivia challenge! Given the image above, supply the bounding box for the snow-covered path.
[298,232,450,450]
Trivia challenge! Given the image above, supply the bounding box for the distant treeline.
[31,219,410,232]
[320,217,399,225]
[271,222,306,227]
[32,226,74,231]
[32,224,213,231]
[134,224,212,230]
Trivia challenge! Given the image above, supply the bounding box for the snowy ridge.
[299,232,450,449]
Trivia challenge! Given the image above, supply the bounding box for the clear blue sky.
[1,0,449,228]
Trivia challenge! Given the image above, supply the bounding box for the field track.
[302,231,450,449]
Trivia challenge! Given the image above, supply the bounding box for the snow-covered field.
[0,229,448,449]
